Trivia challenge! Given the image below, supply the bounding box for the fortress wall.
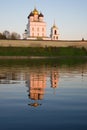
[0,40,87,49]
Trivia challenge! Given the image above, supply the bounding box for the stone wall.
[0,40,87,49]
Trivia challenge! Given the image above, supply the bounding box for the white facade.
[50,23,59,40]
[26,8,46,39]
[23,8,59,40]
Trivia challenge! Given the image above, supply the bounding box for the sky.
[0,0,87,40]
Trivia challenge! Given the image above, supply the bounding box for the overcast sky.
[0,0,87,40]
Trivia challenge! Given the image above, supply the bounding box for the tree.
[3,30,10,39]
[0,33,3,39]
[0,31,21,40]
[10,32,21,40]
[82,38,84,41]
[0,32,6,39]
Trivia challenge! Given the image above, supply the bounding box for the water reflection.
[0,65,59,107]
[0,63,87,107]
[27,71,46,107]
[26,66,59,107]
[0,61,87,130]
[51,66,59,88]
[0,72,25,84]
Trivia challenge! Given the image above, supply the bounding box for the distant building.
[24,8,46,40]
[50,22,59,40]
[23,7,59,40]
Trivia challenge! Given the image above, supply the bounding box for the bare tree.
[0,32,6,39]
[10,32,21,40]
[3,30,10,39]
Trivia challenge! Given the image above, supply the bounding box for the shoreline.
[0,56,87,60]
[0,46,87,58]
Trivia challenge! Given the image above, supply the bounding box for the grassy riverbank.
[0,58,87,67]
[0,47,87,57]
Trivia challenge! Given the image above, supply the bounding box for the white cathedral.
[23,7,59,40]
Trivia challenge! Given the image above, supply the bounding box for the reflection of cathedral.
[0,67,59,107]
[26,69,59,107]
[26,71,46,107]
[29,72,46,101]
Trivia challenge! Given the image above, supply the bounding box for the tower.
[50,22,59,40]
[51,70,59,88]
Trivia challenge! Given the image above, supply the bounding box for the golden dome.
[33,8,39,15]
[28,103,41,107]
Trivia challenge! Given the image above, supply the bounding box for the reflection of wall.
[28,72,46,100]
[0,71,27,84]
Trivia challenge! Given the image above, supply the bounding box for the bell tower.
[50,22,59,40]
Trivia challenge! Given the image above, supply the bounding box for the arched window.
[32,28,34,31]
[54,30,57,35]
[32,33,34,37]
[42,33,44,37]
[37,33,39,36]
[56,36,58,40]
[37,28,39,31]
[42,28,44,32]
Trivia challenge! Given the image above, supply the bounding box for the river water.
[0,62,87,130]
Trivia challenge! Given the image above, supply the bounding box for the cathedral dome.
[28,12,34,19]
[33,8,39,15]
[39,13,44,17]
